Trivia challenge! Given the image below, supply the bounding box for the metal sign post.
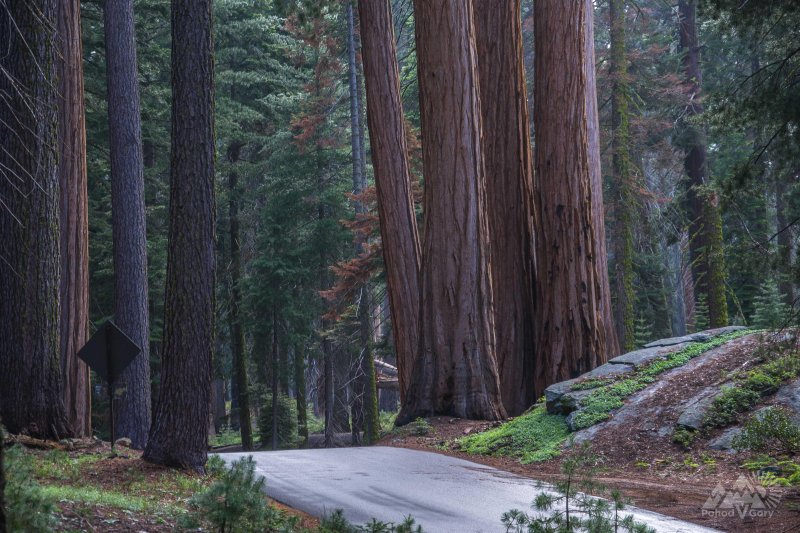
[78,320,140,451]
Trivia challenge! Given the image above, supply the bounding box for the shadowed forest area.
[1,0,799,531]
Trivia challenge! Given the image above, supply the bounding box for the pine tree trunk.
[609,0,636,352]
[0,0,72,440]
[358,0,421,402]
[57,0,92,438]
[105,0,152,448]
[294,343,309,447]
[227,145,253,451]
[144,0,215,472]
[271,311,279,451]
[397,0,505,424]
[585,0,620,357]
[776,174,795,306]
[678,0,729,328]
[473,0,538,414]
[533,0,610,392]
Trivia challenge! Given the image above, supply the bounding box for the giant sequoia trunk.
[58,0,92,437]
[358,0,421,402]
[678,0,729,329]
[105,0,152,448]
[473,0,537,415]
[144,0,215,472]
[397,0,505,424]
[0,0,72,440]
[584,0,620,357]
[609,0,636,352]
[533,0,610,392]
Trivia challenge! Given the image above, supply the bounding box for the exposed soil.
[379,335,800,533]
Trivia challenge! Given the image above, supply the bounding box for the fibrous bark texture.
[678,0,729,328]
[144,0,215,472]
[0,0,73,440]
[584,0,620,357]
[358,0,421,402]
[105,0,152,449]
[397,0,505,424]
[533,0,610,393]
[58,0,92,437]
[473,0,537,415]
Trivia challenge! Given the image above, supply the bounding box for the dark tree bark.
[294,343,309,447]
[678,0,728,328]
[58,0,92,438]
[0,0,72,440]
[609,0,636,352]
[227,144,253,450]
[585,0,620,357]
[473,0,537,414]
[776,175,795,306]
[104,0,152,448]
[397,0,505,424]
[358,0,421,402]
[144,0,215,472]
[271,311,279,451]
[533,0,610,392]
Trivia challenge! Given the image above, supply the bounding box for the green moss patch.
[458,405,570,464]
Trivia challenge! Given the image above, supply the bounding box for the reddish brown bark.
[533,0,609,392]
[358,0,421,402]
[58,0,91,437]
[473,0,537,414]
[397,0,505,424]
[584,0,620,357]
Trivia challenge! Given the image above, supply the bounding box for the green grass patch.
[41,485,182,515]
[458,405,570,463]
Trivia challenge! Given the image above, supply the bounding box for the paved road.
[218,447,718,533]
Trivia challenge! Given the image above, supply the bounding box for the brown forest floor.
[378,337,800,533]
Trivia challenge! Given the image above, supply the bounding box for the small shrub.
[411,417,431,437]
[319,509,424,533]
[501,444,655,533]
[672,427,696,449]
[259,392,298,448]
[751,281,791,330]
[703,386,760,429]
[182,456,294,533]
[4,445,56,532]
[733,407,800,455]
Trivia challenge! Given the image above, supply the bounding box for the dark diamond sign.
[77,320,141,449]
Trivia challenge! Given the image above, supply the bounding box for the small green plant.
[379,410,399,434]
[751,281,791,330]
[182,456,294,533]
[682,455,699,470]
[501,444,655,533]
[634,461,650,469]
[259,392,299,448]
[733,407,800,455]
[703,386,761,428]
[4,445,56,532]
[411,417,431,437]
[319,509,424,532]
[672,427,696,449]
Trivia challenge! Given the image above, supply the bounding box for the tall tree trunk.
[358,0,421,403]
[144,0,215,473]
[473,0,537,414]
[294,343,309,447]
[397,0,505,424]
[0,0,72,440]
[776,173,795,307]
[271,311,279,450]
[58,0,91,437]
[609,0,636,352]
[677,0,728,328]
[227,145,253,451]
[585,0,620,357]
[104,0,152,449]
[533,0,609,392]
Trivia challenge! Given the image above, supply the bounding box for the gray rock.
[677,387,720,430]
[643,326,748,348]
[544,363,633,414]
[114,437,132,448]
[608,343,690,368]
[708,427,742,452]
[774,378,800,424]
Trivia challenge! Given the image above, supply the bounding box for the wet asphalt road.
[218,446,718,533]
